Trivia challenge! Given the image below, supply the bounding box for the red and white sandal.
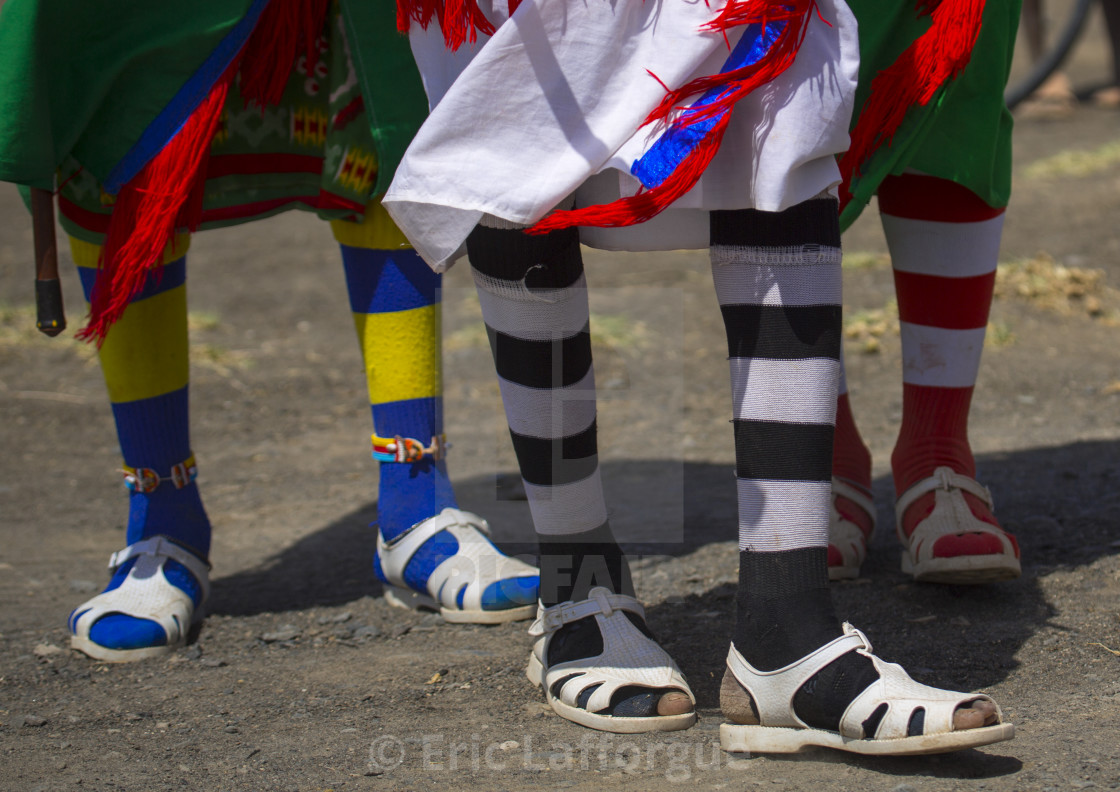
[895,467,1020,584]
[828,478,875,581]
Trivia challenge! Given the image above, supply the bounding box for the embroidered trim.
[371,434,447,463]
[123,455,198,493]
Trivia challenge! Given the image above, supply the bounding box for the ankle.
[734,548,841,670]
[833,394,872,489]
[374,434,457,541]
[891,438,975,496]
[125,486,212,560]
[538,523,632,606]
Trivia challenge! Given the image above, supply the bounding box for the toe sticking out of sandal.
[526,587,696,733]
[719,623,1014,755]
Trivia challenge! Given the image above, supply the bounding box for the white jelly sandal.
[829,477,876,581]
[526,587,696,733]
[720,623,1014,755]
[69,536,211,663]
[376,507,539,624]
[895,467,1020,584]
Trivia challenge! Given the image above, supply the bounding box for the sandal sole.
[526,653,697,734]
[720,721,1014,756]
[70,634,183,663]
[70,587,206,664]
[902,552,1021,585]
[384,586,535,624]
[827,562,861,581]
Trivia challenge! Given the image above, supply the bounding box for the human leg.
[465,219,694,732]
[879,173,1020,584]
[332,204,539,622]
[714,196,1010,754]
[68,235,211,662]
[828,351,875,579]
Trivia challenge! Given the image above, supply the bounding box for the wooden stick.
[31,186,66,336]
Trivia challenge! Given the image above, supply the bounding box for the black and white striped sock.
[466,223,631,608]
[712,198,878,731]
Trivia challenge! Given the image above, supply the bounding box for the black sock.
[734,547,879,731]
[537,522,633,606]
[541,524,667,716]
[468,224,672,717]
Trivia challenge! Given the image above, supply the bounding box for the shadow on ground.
[210,439,1119,721]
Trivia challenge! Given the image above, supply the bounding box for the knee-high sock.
[833,348,872,491]
[73,235,209,558]
[466,222,626,607]
[879,174,1005,546]
[714,198,877,730]
[333,202,456,544]
[71,234,207,646]
[831,346,875,542]
[712,199,841,560]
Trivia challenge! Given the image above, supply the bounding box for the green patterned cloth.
[840,0,1021,230]
[0,0,427,240]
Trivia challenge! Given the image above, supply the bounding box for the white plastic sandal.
[376,507,539,624]
[720,623,1014,755]
[525,587,696,733]
[896,467,1020,584]
[829,477,876,581]
[69,536,210,663]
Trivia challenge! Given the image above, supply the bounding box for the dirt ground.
[3,32,1120,792]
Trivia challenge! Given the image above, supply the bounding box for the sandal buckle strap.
[528,588,644,637]
[380,507,490,553]
[108,536,212,598]
[841,621,872,652]
[895,466,994,539]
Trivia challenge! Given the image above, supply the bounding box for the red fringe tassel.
[529,0,817,234]
[78,71,233,343]
[81,0,332,343]
[240,0,332,108]
[396,0,495,50]
[837,0,985,213]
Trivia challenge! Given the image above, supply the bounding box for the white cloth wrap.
[384,0,860,270]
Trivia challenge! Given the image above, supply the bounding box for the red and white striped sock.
[832,352,873,539]
[880,173,1016,559]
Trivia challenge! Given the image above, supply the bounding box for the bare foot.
[1092,86,1120,110]
[720,667,760,725]
[1018,73,1077,120]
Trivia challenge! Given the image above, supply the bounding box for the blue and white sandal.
[69,536,210,662]
[374,507,539,624]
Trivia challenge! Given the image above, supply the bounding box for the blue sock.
[73,253,209,650]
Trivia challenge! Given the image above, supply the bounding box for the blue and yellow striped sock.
[333,205,463,594]
[69,235,208,651]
